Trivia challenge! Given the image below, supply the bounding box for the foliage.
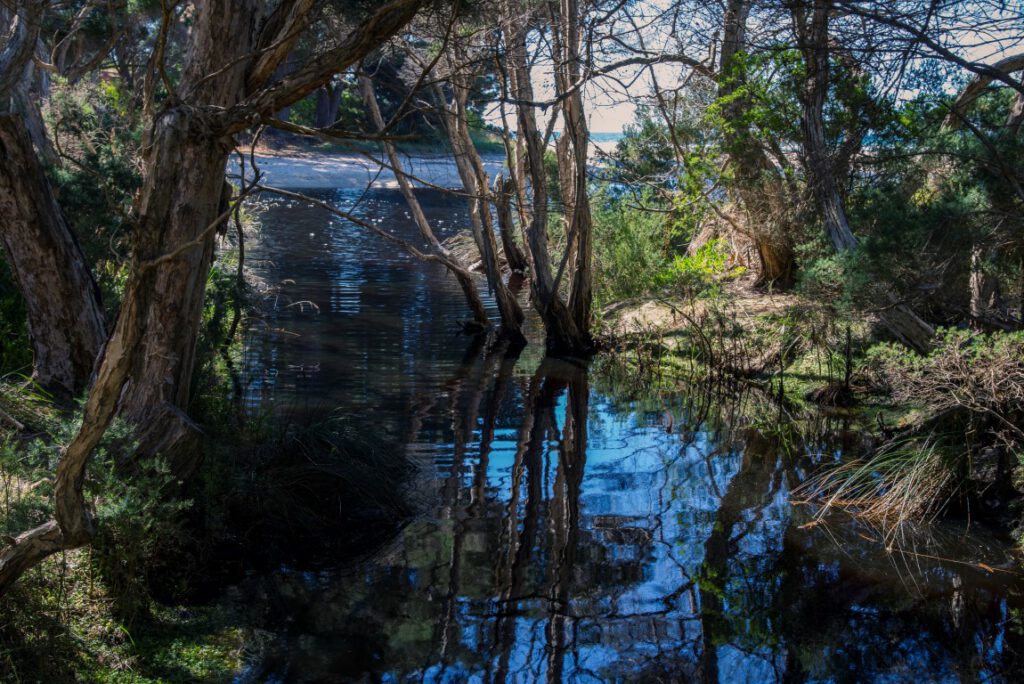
[89,426,193,623]
[45,78,142,310]
[657,239,745,299]
[0,254,30,379]
[592,189,674,302]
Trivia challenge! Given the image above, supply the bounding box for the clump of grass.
[795,438,957,541]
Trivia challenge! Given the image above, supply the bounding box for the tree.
[0,0,427,597]
[789,0,935,351]
[498,0,593,355]
[0,1,107,397]
[717,0,798,287]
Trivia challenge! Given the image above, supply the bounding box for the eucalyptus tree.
[0,0,108,397]
[0,0,427,596]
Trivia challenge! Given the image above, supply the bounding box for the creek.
[237,186,1023,682]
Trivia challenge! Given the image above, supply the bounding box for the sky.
[481,1,1024,136]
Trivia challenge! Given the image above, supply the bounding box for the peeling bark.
[0,2,106,397]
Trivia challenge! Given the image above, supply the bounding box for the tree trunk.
[0,0,428,598]
[314,82,342,129]
[792,0,934,352]
[969,244,1007,328]
[719,0,796,287]
[552,0,595,338]
[502,0,591,355]
[360,75,491,329]
[0,101,106,397]
[433,73,526,344]
[493,174,529,273]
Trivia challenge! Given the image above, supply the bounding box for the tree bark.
[0,3,106,397]
[0,103,106,397]
[719,0,796,287]
[791,0,934,352]
[969,245,1007,328]
[493,174,529,274]
[431,69,526,344]
[0,0,427,597]
[551,0,595,339]
[501,0,591,355]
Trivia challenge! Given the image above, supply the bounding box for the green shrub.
[592,192,674,302]
[656,238,745,298]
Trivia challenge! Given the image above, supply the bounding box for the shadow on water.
[230,188,1024,682]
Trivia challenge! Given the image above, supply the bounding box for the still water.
[239,188,1023,683]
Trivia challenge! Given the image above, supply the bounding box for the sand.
[233,148,508,190]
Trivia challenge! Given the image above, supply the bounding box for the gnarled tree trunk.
[719,0,796,287]
[0,0,427,597]
[791,0,934,353]
[431,68,526,344]
[0,103,106,397]
[501,0,591,355]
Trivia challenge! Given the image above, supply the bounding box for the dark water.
[239,188,1024,683]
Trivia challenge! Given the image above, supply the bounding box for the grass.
[0,549,247,684]
[793,438,957,544]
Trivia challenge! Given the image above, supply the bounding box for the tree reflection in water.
[240,190,1022,682]
[243,344,1022,683]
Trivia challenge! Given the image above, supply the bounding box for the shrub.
[657,238,745,299]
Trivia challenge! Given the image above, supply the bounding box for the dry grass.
[794,439,957,543]
[797,330,1024,538]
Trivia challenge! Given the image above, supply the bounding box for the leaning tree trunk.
[792,0,934,353]
[0,2,106,397]
[0,100,106,399]
[434,73,526,344]
[0,0,428,598]
[719,0,796,288]
[360,75,491,329]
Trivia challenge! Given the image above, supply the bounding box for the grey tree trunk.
[791,0,934,352]
[493,174,529,274]
[0,101,106,397]
[552,0,594,339]
[431,69,525,344]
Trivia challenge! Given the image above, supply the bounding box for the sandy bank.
[235,137,621,190]
[234,148,508,190]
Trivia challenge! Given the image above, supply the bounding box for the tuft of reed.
[794,437,958,543]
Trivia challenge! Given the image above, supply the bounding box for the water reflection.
[239,189,1023,682]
